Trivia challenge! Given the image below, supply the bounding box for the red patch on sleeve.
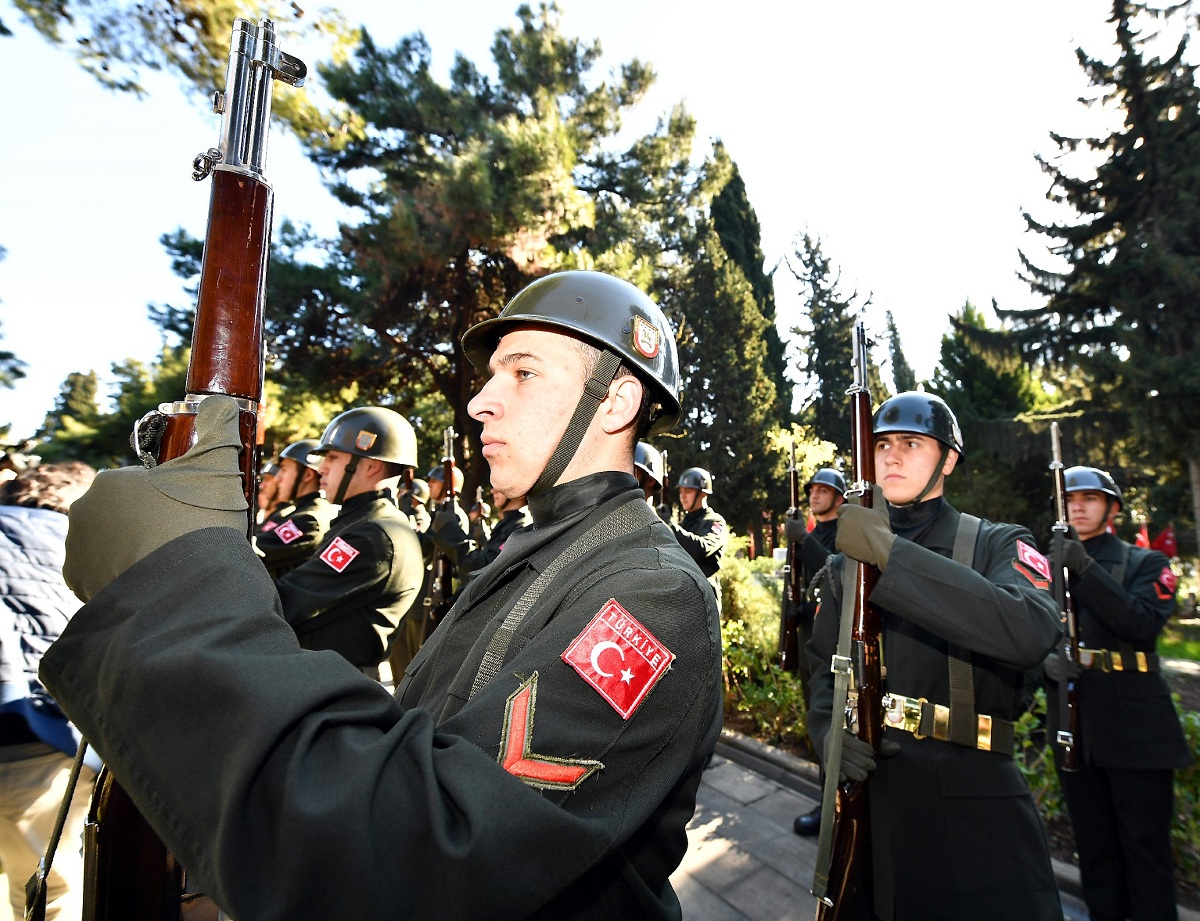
[261,520,278,533]
[275,519,303,545]
[319,536,359,572]
[1016,540,1051,581]
[562,599,675,720]
[1157,565,1178,598]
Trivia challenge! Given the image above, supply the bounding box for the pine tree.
[1000,0,1200,555]
[787,234,865,451]
[885,310,917,393]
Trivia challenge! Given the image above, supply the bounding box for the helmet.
[407,478,431,505]
[805,468,846,496]
[279,438,322,473]
[873,391,964,457]
[634,442,664,488]
[259,461,281,479]
[1064,466,1123,509]
[678,467,713,494]
[315,407,418,467]
[461,271,682,435]
[426,465,466,493]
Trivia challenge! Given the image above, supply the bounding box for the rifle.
[78,20,304,921]
[659,449,671,521]
[779,439,802,671]
[424,427,458,636]
[1050,421,1082,771]
[812,322,882,920]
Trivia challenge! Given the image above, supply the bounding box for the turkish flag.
[807,510,816,532]
[1136,524,1150,548]
[1151,524,1178,558]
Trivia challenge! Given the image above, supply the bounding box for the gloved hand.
[1043,652,1083,683]
[431,509,465,537]
[656,504,671,523]
[784,515,808,544]
[1054,529,1093,577]
[827,730,900,783]
[63,396,249,602]
[469,501,491,522]
[836,494,896,570]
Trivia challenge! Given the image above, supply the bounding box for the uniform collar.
[527,472,639,528]
[888,496,947,540]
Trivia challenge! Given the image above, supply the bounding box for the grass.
[1161,617,1200,661]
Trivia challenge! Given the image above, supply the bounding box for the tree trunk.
[1188,452,1200,565]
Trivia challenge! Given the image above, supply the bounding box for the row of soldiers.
[778,391,1192,921]
[245,408,734,684]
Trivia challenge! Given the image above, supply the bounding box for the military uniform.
[671,506,728,608]
[808,498,1063,921]
[432,504,532,580]
[42,472,721,920]
[277,489,423,671]
[1046,532,1191,921]
[786,516,837,694]
[253,490,338,579]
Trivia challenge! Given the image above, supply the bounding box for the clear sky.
[0,0,1120,442]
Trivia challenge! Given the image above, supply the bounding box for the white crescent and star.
[590,641,624,677]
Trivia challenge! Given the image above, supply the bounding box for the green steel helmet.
[460,271,682,435]
[1064,465,1123,510]
[805,468,847,497]
[259,461,281,479]
[279,438,322,473]
[315,407,419,467]
[634,442,664,488]
[873,391,965,458]
[678,466,713,495]
[407,478,431,505]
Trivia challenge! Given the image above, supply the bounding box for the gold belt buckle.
[882,693,926,738]
[1135,651,1149,672]
[977,715,993,752]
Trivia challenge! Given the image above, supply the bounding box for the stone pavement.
[675,730,1200,921]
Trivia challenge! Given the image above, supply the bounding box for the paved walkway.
[676,730,1200,921]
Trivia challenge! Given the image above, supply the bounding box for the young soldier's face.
[1068,489,1112,541]
[468,327,594,498]
[678,486,703,512]
[807,484,841,518]
[274,459,302,503]
[874,433,956,505]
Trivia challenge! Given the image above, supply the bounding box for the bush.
[718,536,810,754]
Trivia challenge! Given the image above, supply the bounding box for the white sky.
[0,0,1122,440]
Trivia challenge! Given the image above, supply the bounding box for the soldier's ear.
[601,375,644,435]
[941,450,960,478]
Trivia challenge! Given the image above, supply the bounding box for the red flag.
[1135,524,1150,548]
[1151,524,1177,558]
[807,510,816,532]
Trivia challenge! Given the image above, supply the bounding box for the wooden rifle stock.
[78,19,304,921]
[814,323,882,921]
[1050,421,1082,771]
[780,439,802,671]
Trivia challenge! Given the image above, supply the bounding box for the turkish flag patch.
[1016,540,1051,581]
[261,520,278,533]
[319,536,359,572]
[562,599,675,720]
[275,519,303,545]
[1158,565,1178,596]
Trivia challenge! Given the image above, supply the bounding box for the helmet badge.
[355,430,378,452]
[632,315,660,359]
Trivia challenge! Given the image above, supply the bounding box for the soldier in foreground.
[42,270,722,920]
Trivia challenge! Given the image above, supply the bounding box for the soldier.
[670,466,729,610]
[1045,466,1191,921]
[784,467,845,838]
[47,270,721,919]
[633,441,664,504]
[274,407,425,678]
[254,460,286,527]
[425,463,465,509]
[429,488,531,583]
[807,391,1063,920]
[253,438,337,579]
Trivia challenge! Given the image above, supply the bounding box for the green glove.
[835,496,896,570]
[827,730,901,783]
[1054,529,1093,577]
[64,396,249,602]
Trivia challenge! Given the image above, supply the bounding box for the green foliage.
[1175,705,1200,896]
[718,536,809,751]
[884,310,916,394]
[1014,689,1067,824]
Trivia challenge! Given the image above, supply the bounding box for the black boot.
[793,805,821,836]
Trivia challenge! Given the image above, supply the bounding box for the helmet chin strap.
[331,454,361,506]
[529,349,623,496]
[890,445,950,509]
